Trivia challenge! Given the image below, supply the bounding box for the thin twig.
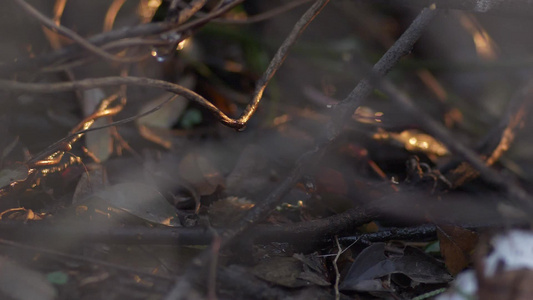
[238,0,332,126]
[377,78,533,212]
[0,238,173,281]
[0,206,376,246]
[0,0,335,132]
[0,208,509,247]
[443,81,533,187]
[42,0,67,50]
[208,235,221,300]
[103,0,127,32]
[373,0,533,17]
[0,0,244,75]
[41,0,85,103]
[234,6,437,236]
[161,2,334,297]
[42,38,167,72]
[332,236,358,300]
[12,0,143,63]
[162,5,436,298]
[337,224,438,245]
[176,0,208,24]
[0,77,241,127]
[213,0,313,24]
[333,236,342,300]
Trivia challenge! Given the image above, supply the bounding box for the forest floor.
[1,1,533,299]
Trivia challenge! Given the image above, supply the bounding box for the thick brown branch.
[372,0,533,17]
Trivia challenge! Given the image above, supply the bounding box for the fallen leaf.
[225,144,271,197]
[340,243,452,292]
[178,152,225,196]
[72,166,108,204]
[85,118,112,162]
[252,256,326,288]
[96,182,180,227]
[437,225,478,275]
[208,196,254,226]
[0,165,29,189]
[136,76,194,129]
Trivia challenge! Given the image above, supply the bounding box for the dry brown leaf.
[178,152,225,196]
[437,225,479,275]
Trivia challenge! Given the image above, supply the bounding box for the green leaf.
[46,271,68,285]
[180,109,203,129]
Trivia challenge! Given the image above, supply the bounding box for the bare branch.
[0,0,244,75]
[0,0,334,131]
[0,76,242,128]
[12,0,144,63]
[103,0,127,32]
[333,236,342,300]
[0,238,173,281]
[372,0,533,17]
[161,5,437,298]
[238,0,332,126]
[377,78,533,212]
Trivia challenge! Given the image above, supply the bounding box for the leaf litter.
[1,1,533,299]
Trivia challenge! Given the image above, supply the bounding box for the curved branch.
[0,0,335,132]
[237,0,331,126]
[0,76,242,128]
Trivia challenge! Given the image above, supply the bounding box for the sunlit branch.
[103,0,127,32]
[42,38,167,72]
[236,5,438,235]
[0,0,244,75]
[237,0,331,126]
[12,0,143,63]
[0,0,332,132]
[41,0,67,50]
[443,82,532,187]
[163,4,436,298]
[376,78,533,211]
[0,77,241,128]
[175,0,208,24]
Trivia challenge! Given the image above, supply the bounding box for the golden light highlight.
[273,114,290,126]
[459,13,498,61]
[354,106,383,124]
[176,38,190,51]
[374,129,449,157]
[138,0,162,23]
[472,31,497,60]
